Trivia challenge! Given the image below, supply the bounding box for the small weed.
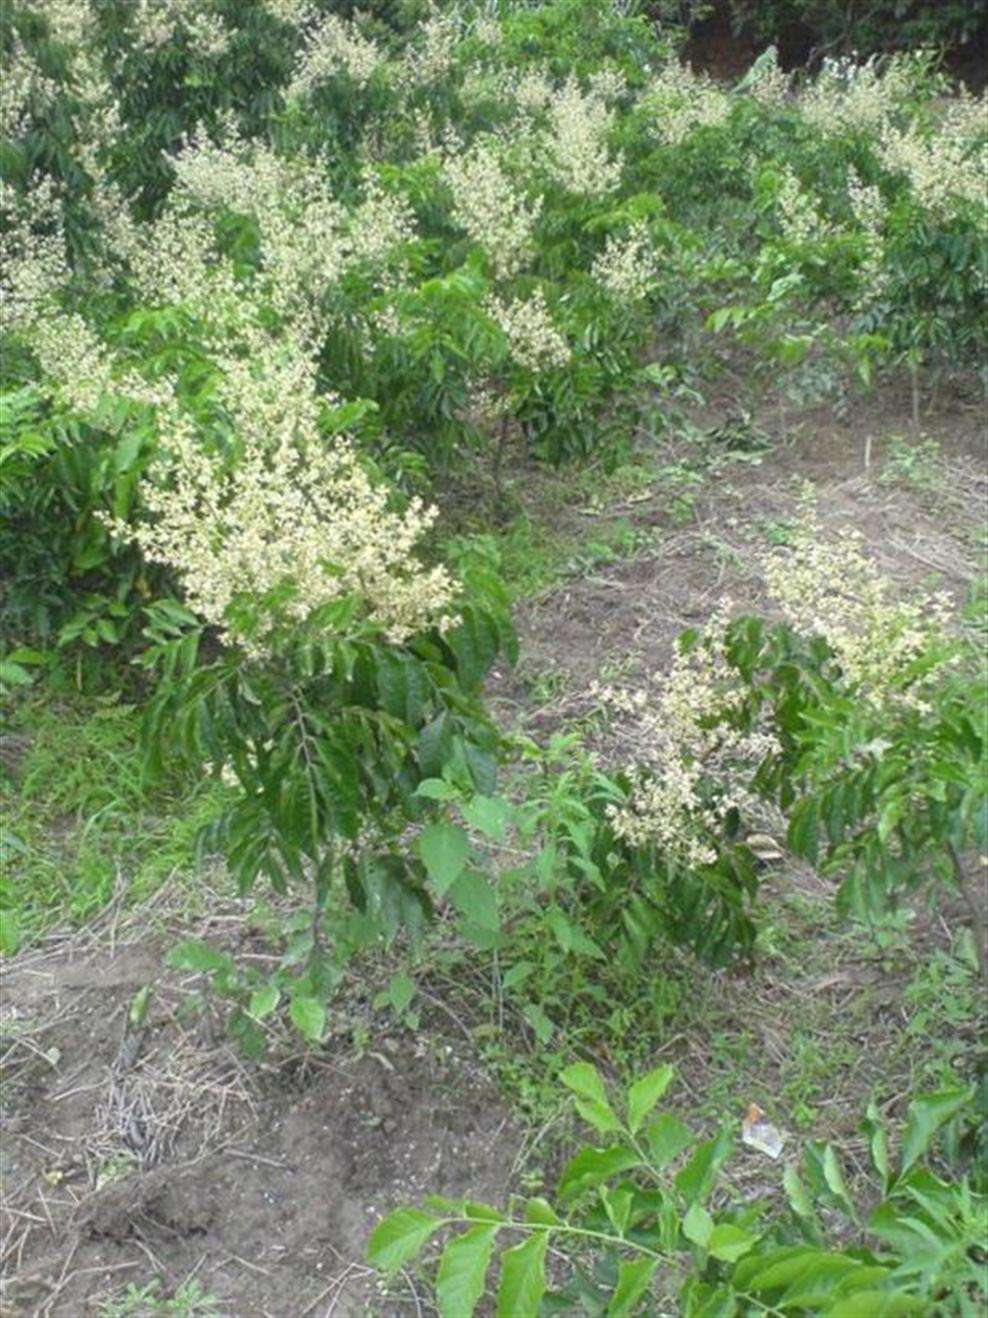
[98,1277,220,1317]
[880,434,944,495]
[757,516,798,546]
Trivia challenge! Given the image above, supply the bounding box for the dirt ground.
[0,902,517,1316]
[1,376,984,1316]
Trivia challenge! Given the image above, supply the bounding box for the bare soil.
[2,375,985,1316]
[1,914,516,1316]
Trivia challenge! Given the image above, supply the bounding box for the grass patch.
[0,693,229,949]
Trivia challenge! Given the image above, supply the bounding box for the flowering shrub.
[516,506,985,976]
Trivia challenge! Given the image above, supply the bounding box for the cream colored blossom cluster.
[644,62,731,147]
[0,175,68,329]
[799,53,912,137]
[846,167,888,309]
[513,66,555,115]
[597,605,779,868]
[129,0,232,58]
[30,311,174,415]
[588,67,628,104]
[400,11,459,88]
[877,99,988,215]
[762,503,954,709]
[0,41,58,141]
[287,12,383,96]
[591,222,659,302]
[545,77,623,196]
[1,0,110,145]
[261,0,314,25]
[743,46,790,108]
[487,289,570,372]
[114,340,457,651]
[163,132,413,341]
[775,165,832,247]
[471,13,502,49]
[443,140,541,279]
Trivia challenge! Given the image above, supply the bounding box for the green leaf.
[707,1223,756,1263]
[417,822,469,896]
[524,1197,561,1226]
[827,1292,925,1317]
[547,908,574,953]
[290,995,326,1044]
[249,984,280,1020]
[128,985,152,1030]
[626,1065,675,1134]
[496,1230,548,1317]
[166,939,234,974]
[367,1208,444,1271]
[415,778,460,801]
[502,961,534,992]
[646,1114,693,1168]
[862,1103,890,1189]
[435,1224,497,1318]
[388,973,415,1015]
[607,1256,657,1316]
[448,871,499,930]
[900,1086,973,1173]
[600,1185,633,1235]
[521,1001,554,1043]
[0,908,21,956]
[675,1129,733,1207]
[787,797,820,865]
[783,1165,816,1221]
[822,1145,855,1219]
[683,1201,714,1247]
[461,794,510,841]
[559,1146,640,1202]
[560,1063,622,1136]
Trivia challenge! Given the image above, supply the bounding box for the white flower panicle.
[597,604,779,868]
[129,0,232,59]
[591,222,659,302]
[30,311,174,414]
[487,289,570,372]
[113,344,457,651]
[443,141,541,279]
[0,175,68,329]
[762,502,953,708]
[877,100,988,215]
[513,66,555,116]
[846,167,888,308]
[800,53,911,137]
[287,12,383,96]
[645,62,731,146]
[546,77,623,196]
[261,0,314,26]
[775,165,832,246]
[402,11,459,87]
[743,46,790,108]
